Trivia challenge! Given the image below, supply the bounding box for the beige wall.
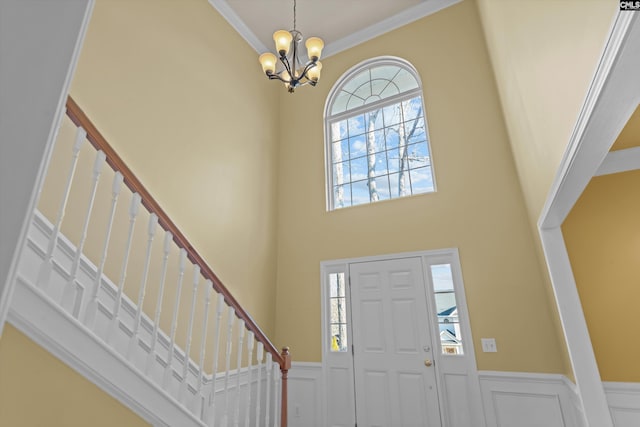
[476,0,616,227]
[475,0,618,380]
[0,324,149,427]
[36,0,281,369]
[274,1,566,374]
[562,169,640,382]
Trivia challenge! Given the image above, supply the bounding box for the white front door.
[349,257,442,427]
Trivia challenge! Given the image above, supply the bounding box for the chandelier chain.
[293,0,297,31]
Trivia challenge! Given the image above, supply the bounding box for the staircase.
[7,97,290,427]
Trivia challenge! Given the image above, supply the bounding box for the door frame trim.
[320,248,485,427]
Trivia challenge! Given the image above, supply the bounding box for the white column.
[254,342,264,427]
[207,293,226,425]
[106,192,141,344]
[180,265,201,403]
[264,352,273,427]
[222,308,236,427]
[163,248,188,389]
[83,171,123,328]
[36,126,86,290]
[233,320,246,427]
[127,212,158,360]
[61,149,106,315]
[145,230,173,376]
[196,280,213,419]
[244,332,255,427]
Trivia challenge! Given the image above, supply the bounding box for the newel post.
[280,347,292,427]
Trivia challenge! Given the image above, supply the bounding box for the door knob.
[424,359,433,367]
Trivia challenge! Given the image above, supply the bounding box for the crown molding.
[207,0,268,54]
[208,0,461,59]
[323,0,462,58]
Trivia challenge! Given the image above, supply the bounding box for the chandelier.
[258,0,324,93]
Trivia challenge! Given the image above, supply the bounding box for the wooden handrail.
[65,96,285,371]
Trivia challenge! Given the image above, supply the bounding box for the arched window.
[325,57,435,210]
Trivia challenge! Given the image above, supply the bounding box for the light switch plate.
[481,338,497,352]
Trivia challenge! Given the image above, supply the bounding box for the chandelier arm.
[299,61,317,80]
[279,55,293,82]
[268,73,289,83]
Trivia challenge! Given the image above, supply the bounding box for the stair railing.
[37,95,290,427]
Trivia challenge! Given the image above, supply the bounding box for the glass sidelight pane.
[430,264,463,355]
[329,272,348,352]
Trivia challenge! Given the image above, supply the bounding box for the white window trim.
[323,56,437,211]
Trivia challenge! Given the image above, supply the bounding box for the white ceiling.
[208,0,460,58]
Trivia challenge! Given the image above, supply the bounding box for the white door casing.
[321,249,484,427]
[350,257,442,427]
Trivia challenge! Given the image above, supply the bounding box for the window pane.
[375,176,390,201]
[351,180,370,206]
[375,151,388,175]
[430,264,463,355]
[388,173,400,198]
[349,156,367,181]
[385,127,400,150]
[333,159,351,183]
[328,273,348,353]
[409,166,434,194]
[406,142,429,166]
[332,139,350,162]
[348,115,365,137]
[337,184,352,208]
[431,264,454,291]
[383,104,401,127]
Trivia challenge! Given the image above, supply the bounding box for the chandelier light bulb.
[305,37,324,62]
[273,30,293,57]
[307,61,322,82]
[259,53,277,75]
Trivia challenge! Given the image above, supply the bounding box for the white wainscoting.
[300,363,605,427]
[604,382,640,427]
[479,371,582,427]
[287,362,324,427]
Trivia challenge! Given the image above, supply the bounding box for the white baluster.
[254,342,264,427]
[37,127,86,290]
[273,361,280,427]
[244,332,254,427]
[222,309,236,427]
[180,265,201,403]
[264,352,273,427]
[127,212,158,360]
[83,171,123,329]
[196,280,213,418]
[207,293,225,425]
[233,320,246,427]
[146,230,173,376]
[106,192,141,344]
[163,248,188,389]
[61,150,106,315]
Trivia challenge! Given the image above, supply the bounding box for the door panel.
[350,257,442,427]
